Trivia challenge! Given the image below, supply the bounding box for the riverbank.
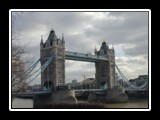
[34,102,106,108]
[12,97,148,109]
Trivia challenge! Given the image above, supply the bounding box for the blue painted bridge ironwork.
[16,91,52,98]
[65,51,108,62]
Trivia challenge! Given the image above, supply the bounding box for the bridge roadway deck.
[16,91,51,98]
[65,51,108,62]
[15,88,148,98]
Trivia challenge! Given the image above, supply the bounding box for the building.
[136,75,148,86]
[129,75,148,86]
[95,42,115,89]
[81,78,96,89]
[138,75,148,80]
[40,29,65,90]
[66,78,96,90]
[66,80,81,89]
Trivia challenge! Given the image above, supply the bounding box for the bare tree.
[11,12,33,102]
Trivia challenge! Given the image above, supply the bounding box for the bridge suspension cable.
[115,64,148,89]
[26,54,55,84]
[23,59,40,79]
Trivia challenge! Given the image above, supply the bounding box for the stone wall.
[33,90,77,108]
[105,88,128,103]
[88,87,128,103]
[40,30,65,90]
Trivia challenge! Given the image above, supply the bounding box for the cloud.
[115,55,148,79]
[11,10,149,84]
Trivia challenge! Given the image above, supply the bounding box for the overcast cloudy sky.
[12,10,149,84]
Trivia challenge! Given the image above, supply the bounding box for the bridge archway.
[100,82,108,90]
[66,60,95,87]
[43,81,54,90]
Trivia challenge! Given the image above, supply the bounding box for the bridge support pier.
[88,86,128,103]
[33,90,77,108]
[105,87,128,103]
[95,42,115,89]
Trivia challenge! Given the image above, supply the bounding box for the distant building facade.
[129,75,148,86]
[66,80,81,89]
[66,78,96,90]
[81,78,96,89]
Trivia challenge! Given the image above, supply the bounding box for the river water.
[12,97,148,109]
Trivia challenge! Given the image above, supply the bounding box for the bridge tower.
[40,29,65,91]
[95,42,115,89]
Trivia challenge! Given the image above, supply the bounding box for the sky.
[11,10,149,84]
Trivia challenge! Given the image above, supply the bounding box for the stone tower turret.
[40,29,65,91]
[95,42,115,89]
[40,35,44,49]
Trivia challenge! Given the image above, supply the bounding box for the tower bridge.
[40,29,115,90]
[16,29,148,104]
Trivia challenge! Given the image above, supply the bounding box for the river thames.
[12,97,148,109]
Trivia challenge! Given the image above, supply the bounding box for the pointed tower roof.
[47,29,57,41]
[100,41,109,54]
[94,46,97,55]
[62,33,64,42]
[112,44,114,50]
[95,46,97,52]
[40,35,43,44]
